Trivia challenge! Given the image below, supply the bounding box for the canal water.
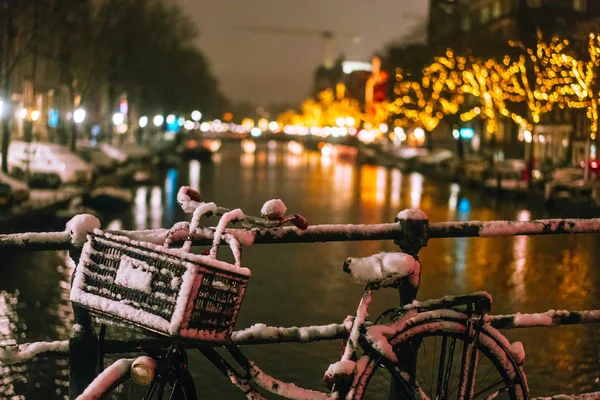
[1,140,599,398]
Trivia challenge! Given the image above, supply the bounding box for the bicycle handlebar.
[1,217,600,252]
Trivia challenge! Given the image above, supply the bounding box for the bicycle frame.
[1,215,600,399]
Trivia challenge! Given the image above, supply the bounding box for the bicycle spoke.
[436,335,448,398]
[442,336,457,398]
[473,363,497,392]
[472,379,505,398]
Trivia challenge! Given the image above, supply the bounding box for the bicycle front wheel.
[352,319,528,400]
[97,368,197,400]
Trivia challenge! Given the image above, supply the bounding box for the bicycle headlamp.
[131,356,156,386]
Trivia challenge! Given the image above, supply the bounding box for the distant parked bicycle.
[1,186,600,400]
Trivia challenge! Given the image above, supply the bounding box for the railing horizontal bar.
[428,218,600,239]
[3,217,600,252]
[115,223,404,247]
[0,231,71,251]
[488,309,600,330]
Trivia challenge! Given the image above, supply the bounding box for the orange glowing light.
[223,112,233,121]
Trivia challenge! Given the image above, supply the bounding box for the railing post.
[69,247,98,399]
[392,215,429,398]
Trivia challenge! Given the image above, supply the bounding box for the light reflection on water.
[1,142,599,397]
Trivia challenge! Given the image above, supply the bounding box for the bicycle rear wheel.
[352,319,528,400]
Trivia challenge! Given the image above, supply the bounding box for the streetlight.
[413,127,425,141]
[178,117,185,127]
[112,112,124,126]
[166,114,176,125]
[153,115,164,127]
[191,110,202,122]
[73,108,86,124]
[139,116,148,128]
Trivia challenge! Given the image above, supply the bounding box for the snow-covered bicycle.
[1,186,599,400]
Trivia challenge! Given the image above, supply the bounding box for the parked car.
[78,145,119,173]
[414,149,456,177]
[0,171,30,205]
[544,167,596,205]
[7,141,95,188]
[484,159,528,192]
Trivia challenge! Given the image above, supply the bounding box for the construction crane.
[231,25,361,69]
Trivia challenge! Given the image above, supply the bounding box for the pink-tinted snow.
[249,362,329,400]
[76,358,134,400]
[396,209,428,220]
[0,340,68,364]
[114,256,153,293]
[261,199,287,220]
[344,252,420,287]
[210,209,245,258]
[66,214,101,246]
[478,219,600,237]
[232,322,348,343]
[182,202,217,252]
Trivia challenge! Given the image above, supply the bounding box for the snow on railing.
[0,340,68,364]
[488,310,600,329]
[3,215,600,252]
[531,393,600,400]
[428,218,600,239]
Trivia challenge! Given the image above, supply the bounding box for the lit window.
[493,1,502,18]
[480,6,491,23]
[462,15,472,31]
[527,0,542,7]
[573,0,586,11]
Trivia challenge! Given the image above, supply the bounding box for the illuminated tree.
[549,33,600,140]
[498,33,576,133]
[391,50,465,135]
[277,88,363,129]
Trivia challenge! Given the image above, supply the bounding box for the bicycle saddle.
[343,252,420,288]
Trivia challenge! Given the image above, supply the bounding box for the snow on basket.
[70,230,250,343]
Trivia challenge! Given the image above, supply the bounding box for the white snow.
[232,322,347,343]
[210,209,245,259]
[0,231,70,249]
[478,218,600,237]
[114,256,153,293]
[344,252,420,287]
[176,186,203,213]
[323,360,355,385]
[248,362,329,400]
[182,202,217,252]
[66,214,101,246]
[76,358,134,400]
[532,393,600,400]
[101,231,250,277]
[509,341,525,365]
[514,312,554,326]
[261,199,287,220]
[396,209,428,220]
[0,340,68,364]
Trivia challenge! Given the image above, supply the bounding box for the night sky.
[178,0,429,105]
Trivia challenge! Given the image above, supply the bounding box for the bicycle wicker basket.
[70,230,250,343]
